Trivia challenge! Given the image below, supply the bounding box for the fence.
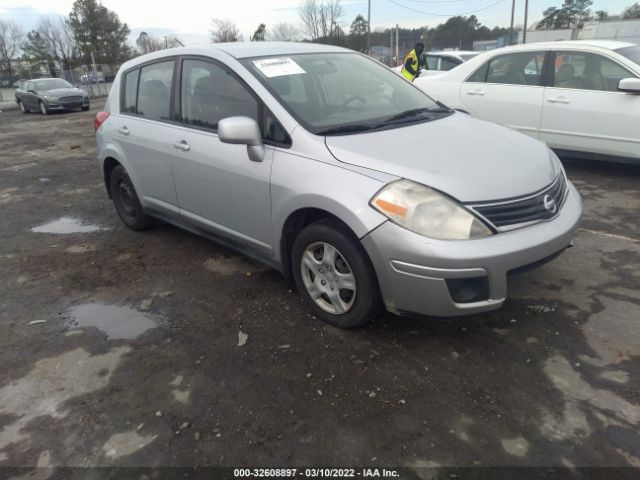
[0,64,118,98]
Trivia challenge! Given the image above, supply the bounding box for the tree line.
[0,0,170,78]
[537,0,640,29]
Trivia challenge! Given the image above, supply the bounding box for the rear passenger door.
[170,57,284,256]
[460,50,548,139]
[115,59,180,217]
[539,50,640,158]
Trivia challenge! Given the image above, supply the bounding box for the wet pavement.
[0,100,639,476]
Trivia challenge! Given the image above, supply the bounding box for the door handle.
[117,126,129,135]
[466,89,485,96]
[173,139,190,152]
[547,97,570,104]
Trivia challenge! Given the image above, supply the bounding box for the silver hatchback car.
[96,42,582,328]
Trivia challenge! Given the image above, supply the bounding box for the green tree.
[537,0,593,29]
[623,2,640,19]
[69,0,131,65]
[595,10,609,20]
[349,14,368,52]
[22,31,55,74]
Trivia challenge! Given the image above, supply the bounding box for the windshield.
[616,45,640,67]
[242,52,449,135]
[459,53,480,61]
[33,79,73,91]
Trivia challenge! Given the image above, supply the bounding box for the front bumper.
[44,99,89,110]
[361,182,582,317]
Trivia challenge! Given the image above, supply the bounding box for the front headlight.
[370,179,492,240]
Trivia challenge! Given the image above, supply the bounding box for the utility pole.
[395,24,399,67]
[523,0,529,44]
[390,29,393,66]
[510,0,516,45]
[367,0,371,55]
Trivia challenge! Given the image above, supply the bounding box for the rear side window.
[123,69,139,113]
[137,61,174,121]
[468,52,545,86]
[180,59,259,130]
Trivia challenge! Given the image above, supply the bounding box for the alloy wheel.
[300,242,356,314]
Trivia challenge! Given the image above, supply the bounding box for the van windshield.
[242,52,451,135]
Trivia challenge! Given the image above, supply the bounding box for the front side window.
[616,45,640,67]
[242,53,446,135]
[180,59,259,131]
[137,60,174,121]
[553,51,634,92]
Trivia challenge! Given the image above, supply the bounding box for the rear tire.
[82,105,90,111]
[292,219,382,328]
[18,100,29,113]
[109,165,152,231]
[39,101,48,115]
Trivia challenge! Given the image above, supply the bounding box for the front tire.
[18,100,29,113]
[109,165,152,231]
[292,219,382,328]
[39,101,48,115]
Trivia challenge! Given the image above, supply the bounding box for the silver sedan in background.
[95,42,582,328]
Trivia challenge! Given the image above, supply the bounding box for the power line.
[386,0,507,16]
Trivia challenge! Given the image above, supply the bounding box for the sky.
[0,0,634,46]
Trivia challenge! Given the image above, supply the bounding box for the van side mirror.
[218,116,265,162]
[618,78,640,94]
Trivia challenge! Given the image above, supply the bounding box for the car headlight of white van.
[370,179,492,240]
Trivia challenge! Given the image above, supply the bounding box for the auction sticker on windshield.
[252,58,306,77]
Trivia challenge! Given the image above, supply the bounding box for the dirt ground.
[0,100,639,479]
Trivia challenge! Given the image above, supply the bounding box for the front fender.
[271,150,390,263]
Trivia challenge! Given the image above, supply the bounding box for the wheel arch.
[279,206,379,282]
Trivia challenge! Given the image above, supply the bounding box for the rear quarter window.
[122,69,140,113]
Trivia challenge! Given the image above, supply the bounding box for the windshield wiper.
[385,106,451,124]
[317,124,375,136]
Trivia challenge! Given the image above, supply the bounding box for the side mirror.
[28,89,36,94]
[218,116,265,162]
[618,78,640,94]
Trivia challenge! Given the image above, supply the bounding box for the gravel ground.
[0,100,639,478]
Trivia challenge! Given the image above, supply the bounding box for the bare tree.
[210,19,242,43]
[299,0,322,40]
[137,32,161,53]
[136,32,182,54]
[298,0,344,41]
[0,19,24,76]
[38,16,77,70]
[268,22,302,42]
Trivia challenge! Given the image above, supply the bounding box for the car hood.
[42,88,85,97]
[324,113,558,203]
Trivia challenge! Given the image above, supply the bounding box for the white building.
[579,19,640,45]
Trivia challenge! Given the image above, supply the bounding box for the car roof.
[497,39,635,52]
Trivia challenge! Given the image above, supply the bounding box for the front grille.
[60,96,83,103]
[468,175,567,231]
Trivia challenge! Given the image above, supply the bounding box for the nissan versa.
[95,43,582,328]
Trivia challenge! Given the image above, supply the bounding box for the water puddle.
[31,217,106,234]
[63,303,158,340]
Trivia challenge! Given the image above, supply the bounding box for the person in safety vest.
[401,42,425,82]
